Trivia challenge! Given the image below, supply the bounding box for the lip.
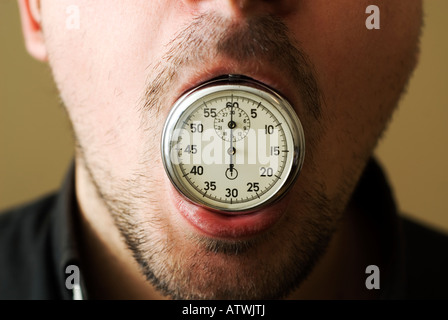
[172,58,300,111]
[172,187,290,239]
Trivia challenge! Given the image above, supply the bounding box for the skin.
[18,0,422,299]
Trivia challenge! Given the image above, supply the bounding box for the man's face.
[37,0,421,299]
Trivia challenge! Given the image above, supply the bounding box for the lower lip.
[172,190,288,239]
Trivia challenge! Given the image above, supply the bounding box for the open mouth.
[163,65,302,240]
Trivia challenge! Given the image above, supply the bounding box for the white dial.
[161,76,305,212]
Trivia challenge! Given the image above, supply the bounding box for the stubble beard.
[76,14,347,299]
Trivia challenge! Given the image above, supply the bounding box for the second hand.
[230,102,234,174]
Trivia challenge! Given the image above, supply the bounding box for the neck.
[75,157,166,300]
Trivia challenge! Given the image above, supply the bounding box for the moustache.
[141,13,322,123]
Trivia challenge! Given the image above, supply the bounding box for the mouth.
[164,59,300,240]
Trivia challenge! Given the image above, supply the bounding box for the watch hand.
[230,100,234,123]
[230,118,234,173]
[229,102,234,173]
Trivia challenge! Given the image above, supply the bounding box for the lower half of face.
[42,1,422,299]
[88,150,340,299]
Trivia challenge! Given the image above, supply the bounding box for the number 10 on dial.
[161,76,305,212]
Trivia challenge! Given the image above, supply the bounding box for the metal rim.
[161,75,305,212]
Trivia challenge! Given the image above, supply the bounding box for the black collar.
[351,158,405,299]
[50,163,86,300]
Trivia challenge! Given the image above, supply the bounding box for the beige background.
[1,1,447,232]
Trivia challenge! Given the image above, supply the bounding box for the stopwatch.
[161,75,305,212]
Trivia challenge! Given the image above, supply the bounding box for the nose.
[180,0,297,18]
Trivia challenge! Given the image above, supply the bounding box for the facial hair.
[79,14,348,300]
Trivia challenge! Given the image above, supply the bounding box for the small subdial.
[214,105,250,142]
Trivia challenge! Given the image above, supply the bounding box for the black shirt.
[1,159,448,299]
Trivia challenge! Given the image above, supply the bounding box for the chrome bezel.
[161,76,305,212]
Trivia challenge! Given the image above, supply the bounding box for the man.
[1,0,447,300]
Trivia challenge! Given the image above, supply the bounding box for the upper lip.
[170,57,300,110]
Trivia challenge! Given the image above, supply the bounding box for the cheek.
[287,1,421,194]
[41,1,185,176]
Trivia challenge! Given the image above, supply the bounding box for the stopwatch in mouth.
[161,75,305,212]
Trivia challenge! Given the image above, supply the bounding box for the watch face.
[161,75,305,212]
